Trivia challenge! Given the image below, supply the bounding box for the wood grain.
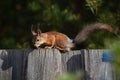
[0,49,114,80]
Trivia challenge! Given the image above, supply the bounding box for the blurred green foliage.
[58,72,82,80]
[86,0,103,15]
[104,39,120,80]
[0,0,120,49]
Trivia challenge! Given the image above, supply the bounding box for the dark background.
[0,0,120,49]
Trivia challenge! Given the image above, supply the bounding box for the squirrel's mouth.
[34,43,40,48]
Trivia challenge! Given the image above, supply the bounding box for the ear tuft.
[31,24,42,35]
[31,24,37,35]
[36,23,42,35]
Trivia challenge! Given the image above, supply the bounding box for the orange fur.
[32,31,74,51]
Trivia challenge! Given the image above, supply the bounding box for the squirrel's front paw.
[45,46,52,49]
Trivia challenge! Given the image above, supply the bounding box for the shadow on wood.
[0,49,32,80]
[67,54,83,72]
[61,51,84,73]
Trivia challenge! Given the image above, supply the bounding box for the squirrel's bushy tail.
[73,22,118,44]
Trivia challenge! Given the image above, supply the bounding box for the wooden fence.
[0,49,114,80]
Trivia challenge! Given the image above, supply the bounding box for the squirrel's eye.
[36,39,39,41]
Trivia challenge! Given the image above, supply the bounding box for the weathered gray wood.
[0,49,114,80]
[0,49,31,80]
[27,49,62,80]
[84,50,114,80]
[0,50,12,80]
[61,50,84,73]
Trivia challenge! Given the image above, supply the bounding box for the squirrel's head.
[31,24,47,48]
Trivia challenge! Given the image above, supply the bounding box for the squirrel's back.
[45,31,74,51]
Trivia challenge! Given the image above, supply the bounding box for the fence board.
[0,50,12,80]
[61,50,84,73]
[0,49,114,80]
[0,49,31,80]
[84,50,114,80]
[27,49,62,80]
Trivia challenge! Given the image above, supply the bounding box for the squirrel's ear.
[31,25,37,35]
[31,31,37,36]
[36,23,42,35]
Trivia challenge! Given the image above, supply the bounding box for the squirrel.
[31,22,118,51]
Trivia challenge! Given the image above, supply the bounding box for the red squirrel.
[31,22,118,51]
